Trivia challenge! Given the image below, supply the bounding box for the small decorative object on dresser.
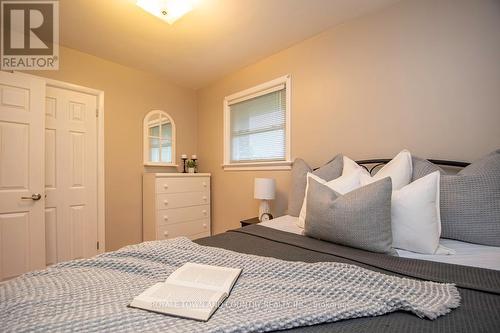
[186,158,197,173]
[181,154,188,172]
[143,173,211,241]
[254,178,276,221]
[191,154,198,172]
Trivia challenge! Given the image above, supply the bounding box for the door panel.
[0,84,29,110]
[70,131,85,187]
[45,208,57,266]
[45,86,98,263]
[0,213,29,279]
[0,72,45,281]
[0,122,29,189]
[70,205,85,259]
[45,129,56,188]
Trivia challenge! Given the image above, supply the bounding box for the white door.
[45,86,98,264]
[0,72,46,281]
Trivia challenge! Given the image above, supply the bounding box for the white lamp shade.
[254,178,276,200]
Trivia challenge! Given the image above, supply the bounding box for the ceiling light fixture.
[136,0,198,25]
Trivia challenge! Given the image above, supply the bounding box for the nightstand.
[240,217,260,227]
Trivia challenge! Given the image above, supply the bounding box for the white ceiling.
[59,0,400,89]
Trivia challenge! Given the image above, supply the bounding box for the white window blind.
[229,86,286,163]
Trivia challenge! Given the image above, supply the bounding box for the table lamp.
[254,178,276,221]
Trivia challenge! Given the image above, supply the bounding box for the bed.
[1,225,499,332]
[260,215,500,271]
[1,157,500,332]
[197,225,500,332]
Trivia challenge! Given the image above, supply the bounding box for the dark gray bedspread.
[195,225,500,332]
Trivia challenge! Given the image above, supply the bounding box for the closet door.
[45,86,98,264]
[0,72,45,281]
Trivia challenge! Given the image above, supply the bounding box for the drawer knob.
[163,184,169,189]
[163,216,169,221]
[202,182,207,187]
[202,210,207,215]
[202,196,207,201]
[203,223,207,228]
[163,231,169,237]
[163,200,169,206]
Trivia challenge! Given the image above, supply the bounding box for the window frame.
[223,75,292,171]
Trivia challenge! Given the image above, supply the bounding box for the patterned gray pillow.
[412,150,500,246]
[411,156,444,181]
[304,177,395,254]
[287,155,343,217]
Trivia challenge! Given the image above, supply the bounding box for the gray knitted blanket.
[0,237,459,333]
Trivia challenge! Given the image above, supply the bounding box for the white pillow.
[391,171,453,255]
[343,151,451,254]
[343,149,413,191]
[296,170,362,228]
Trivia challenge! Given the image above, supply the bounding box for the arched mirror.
[144,110,176,166]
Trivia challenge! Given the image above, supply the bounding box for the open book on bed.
[130,263,242,321]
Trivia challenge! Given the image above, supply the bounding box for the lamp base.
[259,200,271,221]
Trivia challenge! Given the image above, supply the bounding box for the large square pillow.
[343,150,413,191]
[391,171,452,254]
[343,151,447,254]
[412,149,500,246]
[296,170,363,228]
[411,156,444,181]
[304,177,394,254]
[287,155,343,216]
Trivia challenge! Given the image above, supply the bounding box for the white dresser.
[143,173,211,241]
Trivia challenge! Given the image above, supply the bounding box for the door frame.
[14,72,106,254]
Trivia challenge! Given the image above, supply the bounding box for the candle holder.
[192,158,198,173]
[191,155,198,173]
[181,157,188,173]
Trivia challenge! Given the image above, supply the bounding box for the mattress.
[260,215,500,271]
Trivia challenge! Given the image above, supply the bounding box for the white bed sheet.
[259,215,500,271]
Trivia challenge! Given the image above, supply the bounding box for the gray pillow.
[304,177,394,254]
[287,155,343,216]
[412,150,500,246]
[411,156,444,181]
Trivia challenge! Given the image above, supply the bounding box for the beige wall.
[197,0,500,234]
[29,46,197,251]
[21,0,500,248]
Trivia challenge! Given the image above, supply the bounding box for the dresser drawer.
[157,219,210,239]
[156,192,209,209]
[157,205,210,225]
[156,177,209,194]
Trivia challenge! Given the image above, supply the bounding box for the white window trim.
[223,74,292,171]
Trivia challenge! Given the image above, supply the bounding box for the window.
[223,75,291,170]
[148,121,172,162]
[143,110,176,166]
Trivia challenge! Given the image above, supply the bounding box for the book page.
[131,283,226,321]
[167,263,241,293]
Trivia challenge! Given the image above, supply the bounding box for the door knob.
[21,193,42,201]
